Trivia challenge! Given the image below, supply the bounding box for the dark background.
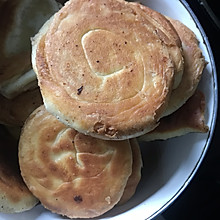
[163,0,220,219]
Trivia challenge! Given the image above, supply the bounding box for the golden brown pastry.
[19,105,133,218]
[118,138,142,205]
[128,2,184,90]
[0,88,43,126]
[139,90,209,141]
[0,126,38,213]
[32,0,178,140]
[53,0,184,89]
[163,18,206,116]
[0,0,60,99]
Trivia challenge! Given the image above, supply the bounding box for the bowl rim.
[0,1,218,220]
[148,0,218,219]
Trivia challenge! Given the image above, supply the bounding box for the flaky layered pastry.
[0,127,38,213]
[0,0,60,98]
[139,90,209,142]
[128,2,184,90]
[32,0,178,140]
[163,18,206,116]
[19,105,133,218]
[0,88,42,126]
[118,138,142,205]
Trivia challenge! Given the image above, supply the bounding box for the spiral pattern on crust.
[33,0,177,139]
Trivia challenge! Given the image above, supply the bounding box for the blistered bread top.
[0,128,38,213]
[163,18,206,116]
[19,105,133,218]
[33,0,178,140]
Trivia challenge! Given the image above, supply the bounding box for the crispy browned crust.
[118,138,142,205]
[0,127,38,213]
[33,0,178,140]
[19,105,133,218]
[128,2,184,89]
[139,90,209,141]
[0,88,43,126]
[164,18,206,116]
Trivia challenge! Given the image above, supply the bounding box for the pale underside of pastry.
[0,87,43,126]
[0,0,60,99]
[139,90,209,142]
[19,105,133,218]
[32,0,183,140]
[163,18,206,117]
[0,127,38,213]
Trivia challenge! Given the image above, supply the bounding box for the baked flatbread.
[163,18,206,116]
[0,126,38,213]
[139,90,209,141]
[32,0,179,140]
[118,138,142,205]
[19,105,133,218]
[128,2,184,89]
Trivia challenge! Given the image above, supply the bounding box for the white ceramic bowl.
[0,0,217,219]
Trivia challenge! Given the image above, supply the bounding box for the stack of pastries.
[0,0,209,218]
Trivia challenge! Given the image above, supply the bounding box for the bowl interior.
[0,0,217,220]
